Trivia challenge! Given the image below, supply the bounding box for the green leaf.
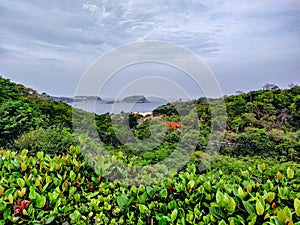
[247,213,257,225]
[218,220,227,225]
[287,167,294,179]
[70,170,76,181]
[167,200,178,210]
[3,208,10,220]
[20,149,28,156]
[187,180,195,189]
[37,210,45,219]
[243,200,255,215]
[37,151,44,159]
[69,186,77,197]
[159,189,168,199]
[86,191,99,199]
[216,189,229,207]
[8,194,13,204]
[117,195,128,209]
[45,216,55,224]
[29,187,38,200]
[73,158,79,167]
[295,198,300,217]
[36,196,46,208]
[227,197,236,214]
[256,199,264,216]
[171,208,178,222]
[42,183,50,193]
[146,186,153,197]
[17,178,25,188]
[22,209,28,216]
[4,187,16,196]
[0,201,6,212]
[139,204,148,214]
[209,207,226,220]
[283,206,292,221]
[158,218,167,225]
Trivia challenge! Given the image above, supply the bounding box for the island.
[47,95,102,103]
[121,95,150,103]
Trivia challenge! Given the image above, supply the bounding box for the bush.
[15,125,76,155]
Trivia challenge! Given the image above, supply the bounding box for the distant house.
[139,112,153,118]
[133,112,153,125]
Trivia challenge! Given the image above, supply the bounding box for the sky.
[1,0,300,98]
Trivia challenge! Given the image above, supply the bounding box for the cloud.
[0,0,299,96]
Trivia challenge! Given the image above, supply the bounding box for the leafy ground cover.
[0,147,299,225]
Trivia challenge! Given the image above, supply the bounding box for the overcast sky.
[1,0,300,98]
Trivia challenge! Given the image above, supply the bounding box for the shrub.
[15,125,75,155]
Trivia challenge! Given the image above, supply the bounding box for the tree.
[0,100,43,147]
[262,83,280,91]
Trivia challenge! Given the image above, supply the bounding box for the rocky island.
[121,95,150,103]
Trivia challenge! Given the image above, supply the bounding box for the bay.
[70,99,168,115]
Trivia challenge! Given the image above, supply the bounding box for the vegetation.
[0,148,299,224]
[0,76,299,224]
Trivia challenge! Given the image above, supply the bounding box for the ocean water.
[71,99,168,115]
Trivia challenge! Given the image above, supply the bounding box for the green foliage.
[0,100,43,147]
[15,125,76,156]
[0,77,74,148]
[0,148,299,224]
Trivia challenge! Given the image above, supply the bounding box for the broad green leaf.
[22,209,28,216]
[146,186,153,197]
[247,213,257,225]
[37,151,44,159]
[159,189,168,199]
[283,206,292,221]
[69,186,77,196]
[277,210,287,223]
[117,195,128,208]
[8,194,13,204]
[209,207,226,220]
[139,204,148,214]
[167,200,178,210]
[36,196,46,208]
[243,201,255,214]
[266,192,276,203]
[4,188,16,196]
[187,180,195,189]
[86,191,99,199]
[256,199,264,216]
[70,170,76,181]
[287,167,294,179]
[171,208,178,222]
[29,187,38,200]
[238,186,244,197]
[37,210,45,219]
[3,208,10,220]
[45,217,55,224]
[218,220,226,225]
[295,198,300,217]
[20,149,28,156]
[0,201,6,212]
[227,197,236,214]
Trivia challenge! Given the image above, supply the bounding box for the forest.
[0,76,299,224]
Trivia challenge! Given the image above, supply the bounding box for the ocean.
[70,99,168,115]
